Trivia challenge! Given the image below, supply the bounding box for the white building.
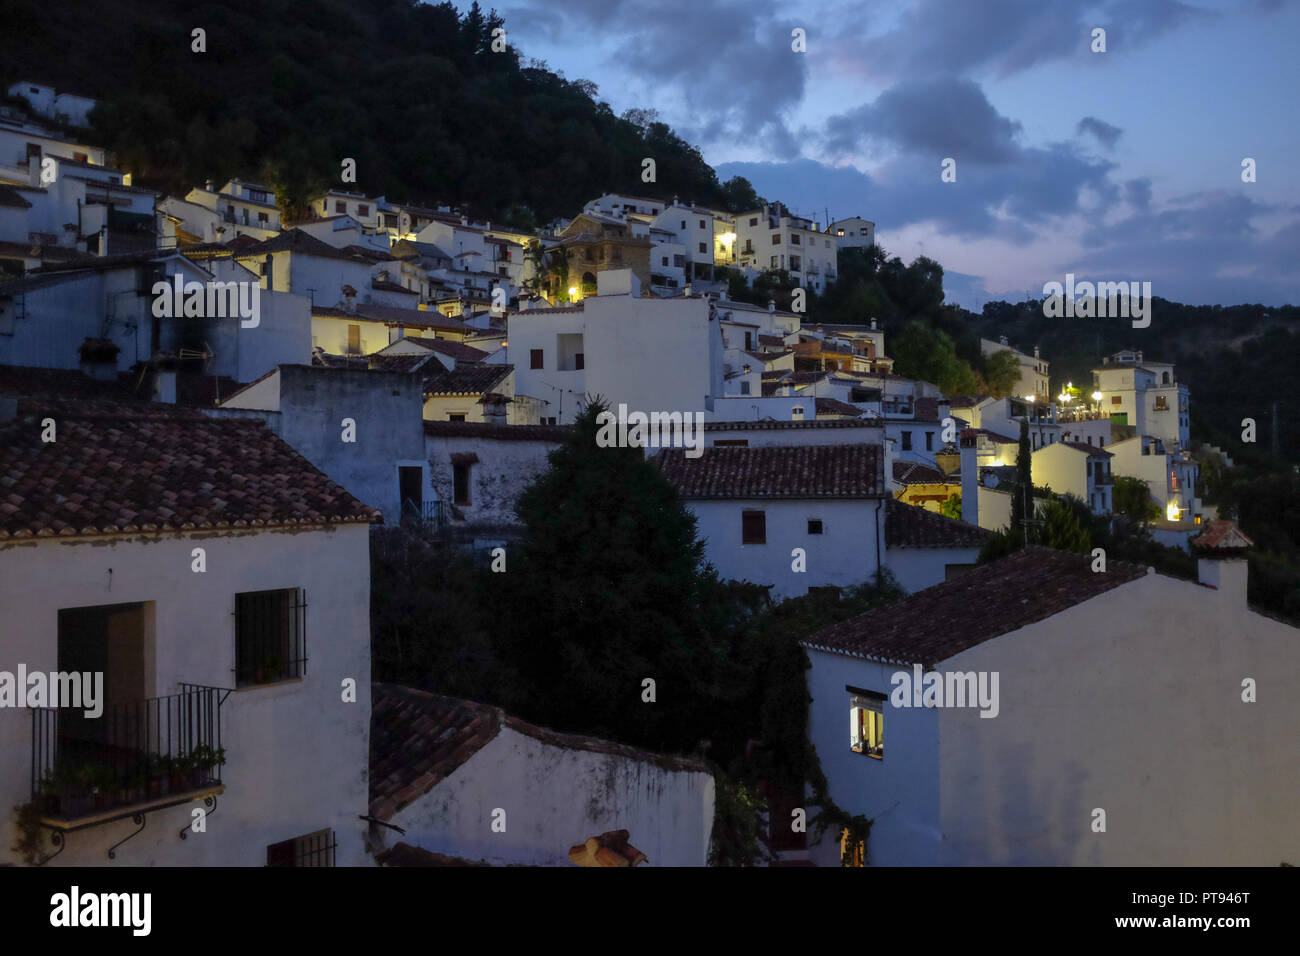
[1108,433,1202,530]
[0,397,378,867]
[6,81,97,127]
[1031,440,1114,514]
[184,180,281,240]
[803,532,1300,866]
[367,683,714,866]
[735,205,838,294]
[827,216,876,250]
[1092,349,1190,450]
[655,444,887,600]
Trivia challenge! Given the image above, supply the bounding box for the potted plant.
[144,754,168,799]
[65,765,96,818]
[169,753,191,793]
[189,745,226,787]
[91,767,114,812]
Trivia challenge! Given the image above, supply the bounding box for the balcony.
[31,684,228,832]
[402,498,448,530]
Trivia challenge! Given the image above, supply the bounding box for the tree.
[1113,475,1158,530]
[502,400,711,750]
[1036,498,1092,553]
[940,493,962,521]
[719,176,763,213]
[1008,418,1033,543]
[983,349,1021,399]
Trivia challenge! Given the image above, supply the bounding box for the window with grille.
[267,828,336,867]
[235,588,307,687]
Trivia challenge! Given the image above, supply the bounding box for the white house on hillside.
[0,395,377,867]
[802,531,1300,866]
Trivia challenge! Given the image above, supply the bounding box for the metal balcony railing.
[31,685,226,821]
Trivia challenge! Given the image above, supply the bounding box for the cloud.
[503,0,811,158]
[1077,116,1123,151]
[832,0,1215,84]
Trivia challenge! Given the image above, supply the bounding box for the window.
[807,519,823,535]
[742,510,766,544]
[448,413,466,422]
[789,256,801,272]
[335,201,346,213]
[699,242,707,254]
[743,240,753,253]
[841,829,866,867]
[258,211,269,224]
[453,463,472,505]
[849,689,884,758]
[791,406,805,419]
[925,432,934,451]
[901,431,912,451]
[680,220,686,229]
[699,219,706,229]
[770,255,780,269]
[248,189,268,203]
[673,254,685,267]
[575,352,584,370]
[530,349,543,369]
[1111,395,1122,405]
[542,417,557,426]
[771,233,781,245]
[267,829,336,867]
[749,217,758,227]
[1154,396,1169,411]
[235,588,307,687]
[347,324,361,354]
[744,331,754,349]
[740,380,751,395]
[358,204,369,216]
[790,233,800,245]
[662,256,669,266]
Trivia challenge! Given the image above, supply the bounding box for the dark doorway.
[399,466,423,518]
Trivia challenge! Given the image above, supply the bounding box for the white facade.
[828,216,876,250]
[734,206,838,293]
[980,336,1049,402]
[805,558,1300,865]
[0,523,373,866]
[185,181,281,240]
[1032,442,1114,514]
[1093,352,1190,450]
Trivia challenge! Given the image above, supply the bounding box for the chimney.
[959,431,980,527]
[152,367,177,405]
[999,334,1008,347]
[1191,520,1253,606]
[767,299,776,315]
[935,442,961,476]
[684,283,692,297]
[870,317,877,331]
[1033,345,1041,359]
[342,284,358,313]
[205,179,214,192]
[78,338,121,381]
[1137,349,1144,362]
[99,224,108,257]
[483,394,508,426]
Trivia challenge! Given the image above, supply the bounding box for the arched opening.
[581,271,598,296]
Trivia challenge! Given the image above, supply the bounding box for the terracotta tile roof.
[354,304,469,335]
[885,497,990,549]
[946,395,988,408]
[815,397,864,418]
[0,405,379,539]
[239,228,377,264]
[0,364,140,402]
[1057,440,1113,458]
[423,363,512,396]
[375,843,492,867]
[758,333,787,347]
[654,444,884,499]
[313,350,432,373]
[703,419,877,432]
[1191,519,1254,553]
[422,421,572,441]
[803,547,1148,666]
[568,830,648,867]
[962,427,1017,443]
[369,683,503,822]
[402,337,490,362]
[370,279,415,295]
[913,397,940,422]
[893,460,948,484]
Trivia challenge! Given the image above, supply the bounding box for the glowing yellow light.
[719,232,736,244]
[1023,394,1036,403]
[1167,501,1181,521]
[1091,391,1103,402]
[568,286,578,299]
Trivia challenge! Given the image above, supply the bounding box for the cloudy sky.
[483,0,1299,309]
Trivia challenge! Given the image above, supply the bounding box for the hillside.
[0,0,730,227]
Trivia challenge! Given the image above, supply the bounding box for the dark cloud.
[825,76,1023,163]
[1077,116,1123,151]
[504,0,811,158]
[1124,177,1152,211]
[835,0,1214,83]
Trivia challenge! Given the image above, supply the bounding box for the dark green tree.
[1008,418,1033,543]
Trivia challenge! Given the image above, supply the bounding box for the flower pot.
[170,771,188,793]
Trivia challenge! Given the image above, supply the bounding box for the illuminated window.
[849,690,884,758]
[841,829,866,867]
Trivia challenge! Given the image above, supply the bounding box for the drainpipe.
[874,497,883,585]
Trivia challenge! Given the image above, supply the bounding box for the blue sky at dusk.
[479,0,1299,309]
